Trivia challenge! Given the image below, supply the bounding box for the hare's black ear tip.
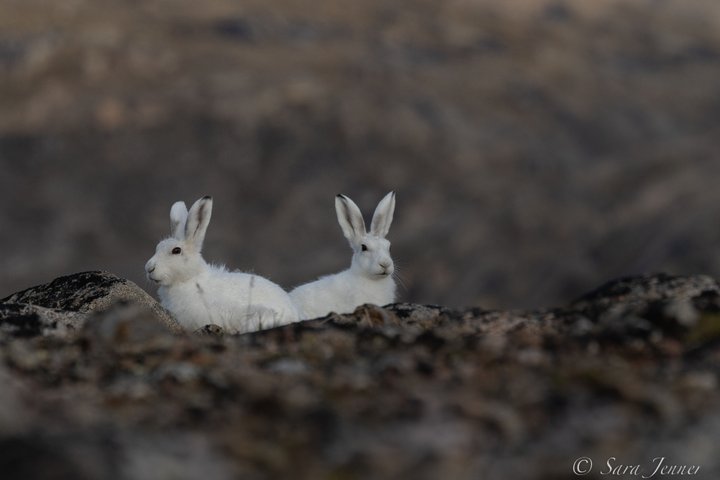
[202,195,212,200]
[336,194,345,199]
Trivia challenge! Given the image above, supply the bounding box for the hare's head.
[145,196,213,286]
[335,192,396,279]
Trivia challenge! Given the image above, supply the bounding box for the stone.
[0,272,719,479]
[82,302,178,351]
[194,324,225,336]
[0,303,85,339]
[0,271,182,336]
[572,273,719,314]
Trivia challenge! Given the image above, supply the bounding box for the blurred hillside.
[2,0,720,308]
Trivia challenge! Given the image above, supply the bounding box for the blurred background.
[2,0,720,309]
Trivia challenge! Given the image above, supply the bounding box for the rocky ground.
[1,271,720,479]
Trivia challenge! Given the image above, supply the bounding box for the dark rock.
[194,324,225,337]
[572,273,719,314]
[0,303,85,339]
[1,271,182,336]
[567,274,720,348]
[2,271,125,312]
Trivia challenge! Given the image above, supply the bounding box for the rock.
[1,271,182,336]
[0,303,85,339]
[563,274,716,343]
[0,272,720,479]
[82,302,177,351]
[572,273,719,315]
[333,304,402,328]
[194,324,225,337]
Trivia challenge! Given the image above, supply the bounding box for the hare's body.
[290,268,396,319]
[146,196,299,333]
[159,265,298,332]
[290,192,397,320]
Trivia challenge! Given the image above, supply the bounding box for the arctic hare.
[289,191,397,319]
[145,196,298,333]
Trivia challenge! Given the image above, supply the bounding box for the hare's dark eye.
[361,244,368,252]
[172,247,182,255]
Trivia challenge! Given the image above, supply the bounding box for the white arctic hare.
[290,191,397,319]
[145,196,298,333]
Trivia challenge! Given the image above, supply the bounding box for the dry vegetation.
[2,0,720,308]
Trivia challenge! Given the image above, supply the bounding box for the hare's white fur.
[290,192,397,319]
[145,196,298,333]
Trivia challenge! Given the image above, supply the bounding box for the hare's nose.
[379,262,391,270]
[147,266,156,273]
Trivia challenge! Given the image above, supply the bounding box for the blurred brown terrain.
[2,0,720,308]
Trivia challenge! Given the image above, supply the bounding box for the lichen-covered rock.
[572,273,719,313]
[0,303,85,339]
[567,274,720,348]
[3,271,129,312]
[1,272,720,480]
[0,271,182,336]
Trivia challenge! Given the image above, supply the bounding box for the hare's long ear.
[185,196,213,250]
[170,201,188,239]
[335,194,366,242]
[370,191,395,238]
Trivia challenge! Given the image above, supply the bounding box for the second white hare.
[145,196,299,333]
[290,191,397,319]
